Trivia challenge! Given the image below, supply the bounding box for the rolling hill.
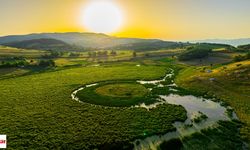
[2,38,80,51]
[0,32,186,51]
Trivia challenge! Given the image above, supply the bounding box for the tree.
[178,47,212,61]
[110,50,117,56]
[50,51,60,58]
[38,60,55,67]
[69,52,80,57]
[133,51,137,58]
[233,55,245,62]
[97,51,108,57]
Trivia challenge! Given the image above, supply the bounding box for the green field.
[0,64,188,149]
[95,83,148,98]
[0,44,249,149]
[76,81,156,107]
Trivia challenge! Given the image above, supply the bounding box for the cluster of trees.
[42,51,63,59]
[0,56,27,68]
[178,46,212,61]
[42,51,82,58]
[88,50,117,58]
[0,57,55,68]
[111,41,188,51]
[37,59,55,67]
[69,52,80,57]
[0,60,29,68]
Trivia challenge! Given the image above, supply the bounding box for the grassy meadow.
[0,63,188,149]
[0,43,249,149]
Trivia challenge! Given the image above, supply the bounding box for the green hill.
[0,32,186,51]
[2,38,80,51]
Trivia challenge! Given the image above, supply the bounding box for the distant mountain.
[191,38,250,47]
[2,38,80,51]
[0,32,185,51]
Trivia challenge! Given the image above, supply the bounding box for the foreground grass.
[0,64,187,149]
[176,60,250,144]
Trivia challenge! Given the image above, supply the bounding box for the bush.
[178,47,212,61]
[0,59,29,68]
[38,59,55,67]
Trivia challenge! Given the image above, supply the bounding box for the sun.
[82,1,123,33]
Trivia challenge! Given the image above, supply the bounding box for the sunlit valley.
[0,0,249,150]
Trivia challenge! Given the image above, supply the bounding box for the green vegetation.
[0,33,188,51]
[176,60,250,144]
[182,121,244,150]
[95,83,148,98]
[178,46,212,61]
[233,52,250,62]
[76,81,158,107]
[191,111,208,123]
[0,64,188,149]
[0,40,249,149]
[238,44,250,51]
[38,59,55,67]
[2,38,82,51]
[159,121,244,150]
[158,138,183,150]
[0,57,29,68]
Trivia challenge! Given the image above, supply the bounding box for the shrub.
[178,47,212,61]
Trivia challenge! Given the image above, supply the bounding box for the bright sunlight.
[82,1,123,33]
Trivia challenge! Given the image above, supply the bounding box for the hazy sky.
[1,0,250,40]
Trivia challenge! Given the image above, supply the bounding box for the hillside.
[2,38,81,51]
[0,32,185,51]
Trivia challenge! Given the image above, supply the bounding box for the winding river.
[71,68,238,150]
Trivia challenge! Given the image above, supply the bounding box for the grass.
[176,60,250,144]
[0,46,248,149]
[95,83,148,98]
[76,81,159,107]
[0,64,187,149]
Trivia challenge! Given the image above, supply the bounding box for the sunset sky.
[1,0,250,40]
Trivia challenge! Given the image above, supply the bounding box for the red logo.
[0,140,5,144]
